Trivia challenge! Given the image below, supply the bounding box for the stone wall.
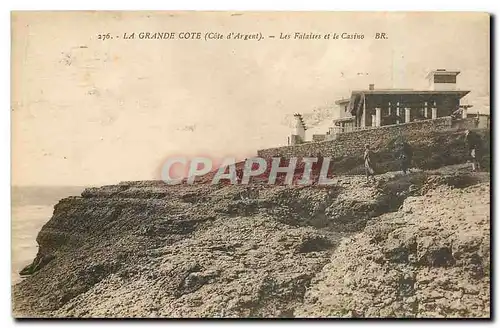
[451,117,483,130]
[258,117,453,159]
[312,134,326,142]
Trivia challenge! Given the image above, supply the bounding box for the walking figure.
[397,140,413,174]
[464,129,482,172]
[364,144,376,182]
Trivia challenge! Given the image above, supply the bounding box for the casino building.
[328,69,471,137]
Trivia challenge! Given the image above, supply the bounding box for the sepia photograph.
[10,11,490,318]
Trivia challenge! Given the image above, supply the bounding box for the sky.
[11,12,490,186]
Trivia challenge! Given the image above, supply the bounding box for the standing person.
[364,144,376,182]
[398,140,413,174]
[464,129,482,172]
[316,152,324,173]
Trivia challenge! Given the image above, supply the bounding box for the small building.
[329,69,471,138]
[330,98,355,136]
[467,112,491,129]
[289,113,307,145]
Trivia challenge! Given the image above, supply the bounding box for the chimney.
[369,84,375,90]
[427,69,460,91]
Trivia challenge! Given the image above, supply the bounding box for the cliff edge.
[12,164,490,318]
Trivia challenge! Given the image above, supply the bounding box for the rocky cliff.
[13,163,490,318]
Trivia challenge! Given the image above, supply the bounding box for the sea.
[11,186,87,285]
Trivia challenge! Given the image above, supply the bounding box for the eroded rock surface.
[297,182,490,318]
[12,165,490,318]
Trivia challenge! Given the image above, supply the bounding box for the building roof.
[467,113,490,117]
[334,98,350,105]
[333,117,355,123]
[346,89,471,115]
[349,89,470,97]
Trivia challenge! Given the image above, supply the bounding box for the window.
[434,75,457,84]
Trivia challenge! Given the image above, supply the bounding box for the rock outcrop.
[12,165,490,318]
[297,182,490,318]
